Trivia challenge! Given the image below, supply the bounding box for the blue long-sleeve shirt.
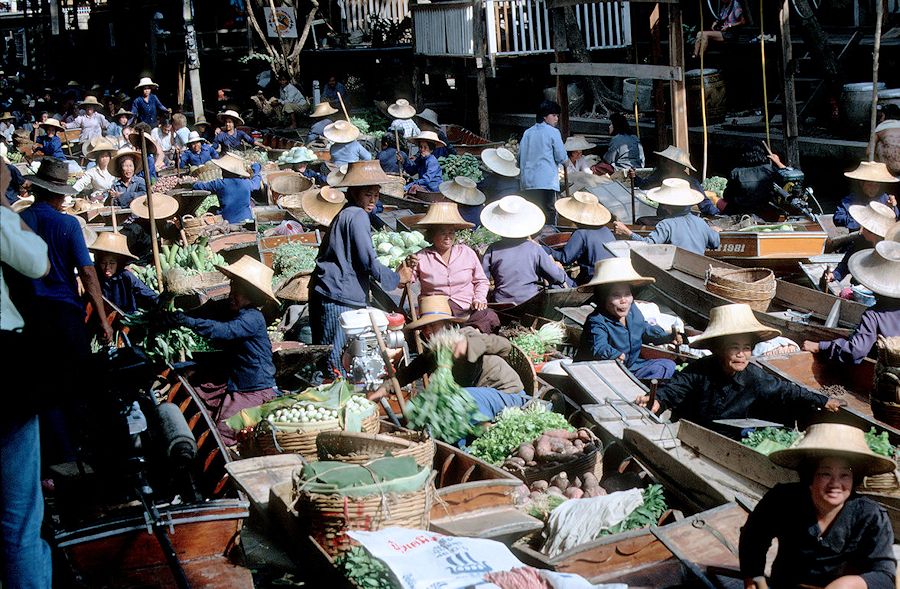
[377,146,406,174]
[36,135,65,159]
[636,170,719,217]
[102,269,159,313]
[194,162,262,223]
[307,118,331,144]
[575,304,672,373]
[212,130,255,154]
[820,303,900,364]
[546,228,615,283]
[302,167,328,185]
[330,140,372,167]
[518,122,567,192]
[180,144,219,168]
[311,205,400,307]
[111,176,147,207]
[131,94,168,126]
[833,192,899,231]
[6,163,25,202]
[403,153,442,192]
[478,173,520,203]
[629,209,721,255]
[482,238,568,306]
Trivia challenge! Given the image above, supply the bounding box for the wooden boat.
[442,124,502,156]
[629,243,865,344]
[379,190,431,214]
[258,231,320,268]
[495,289,594,322]
[54,366,253,588]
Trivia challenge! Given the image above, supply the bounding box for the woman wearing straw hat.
[212,110,256,155]
[130,77,169,126]
[518,100,567,218]
[546,192,616,285]
[89,231,157,313]
[306,101,338,144]
[574,257,679,379]
[636,303,841,431]
[481,195,569,306]
[409,202,498,334]
[740,422,896,589]
[414,108,455,159]
[326,120,372,167]
[822,201,896,287]
[72,137,117,196]
[629,145,719,217]
[108,148,147,207]
[479,147,520,203]
[65,95,108,144]
[402,131,445,194]
[179,131,219,168]
[439,176,486,228]
[834,161,899,231]
[33,117,66,160]
[613,178,721,256]
[161,256,279,446]
[309,160,414,372]
[562,135,595,175]
[387,99,421,140]
[0,111,15,143]
[107,107,131,141]
[803,240,900,365]
[192,152,262,224]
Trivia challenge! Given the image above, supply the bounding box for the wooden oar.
[140,131,164,289]
[405,283,427,388]
[336,91,350,122]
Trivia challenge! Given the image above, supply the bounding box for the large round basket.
[511,446,601,487]
[275,271,313,302]
[507,343,539,396]
[862,469,900,496]
[268,172,313,203]
[316,430,435,467]
[251,412,381,459]
[871,397,900,430]
[705,267,776,312]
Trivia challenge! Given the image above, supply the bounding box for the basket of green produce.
[511,322,566,366]
[316,430,435,468]
[438,154,484,183]
[861,428,900,494]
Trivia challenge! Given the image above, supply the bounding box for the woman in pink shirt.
[411,202,499,333]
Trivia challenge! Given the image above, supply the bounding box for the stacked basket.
[705,267,776,312]
[316,430,436,468]
[871,336,900,429]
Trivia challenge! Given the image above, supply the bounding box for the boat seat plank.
[430,506,543,544]
[649,503,746,575]
[225,455,304,513]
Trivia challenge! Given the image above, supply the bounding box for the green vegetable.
[600,484,667,536]
[272,241,318,285]
[129,265,161,293]
[122,309,209,364]
[195,194,220,216]
[371,229,430,270]
[456,226,501,251]
[511,322,566,363]
[741,427,801,454]
[438,154,484,183]
[866,427,896,457]
[336,547,399,589]
[469,405,572,465]
[702,176,727,199]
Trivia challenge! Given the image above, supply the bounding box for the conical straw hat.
[301,186,347,227]
[411,130,446,148]
[481,147,519,177]
[653,145,695,171]
[83,136,117,159]
[88,231,137,260]
[844,161,899,183]
[769,423,896,477]
[217,109,245,126]
[886,221,900,243]
[849,201,897,237]
[135,77,159,89]
[130,193,179,220]
[689,303,781,349]
[211,152,250,178]
[332,160,393,188]
[69,213,97,246]
[415,108,440,127]
[215,255,278,305]
[480,194,545,238]
[646,178,704,206]
[326,163,348,186]
[415,202,473,230]
[439,176,485,206]
[555,191,612,226]
[404,295,464,330]
[127,132,162,157]
[577,257,654,292]
[564,135,594,152]
[310,102,338,118]
[109,148,144,177]
[848,240,900,298]
[323,120,360,144]
[387,98,416,119]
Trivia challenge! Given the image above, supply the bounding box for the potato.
[529,491,544,501]
[582,472,599,489]
[517,444,536,463]
[547,485,564,497]
[530,480,549,492]
[544,429,577,440]
[526,460,537,467]
[577,429,593,442]
[564,487,584,499]
[573,476,582,489]
[534,435,552,457]
[550,473,570,491]
[505,456,526,467]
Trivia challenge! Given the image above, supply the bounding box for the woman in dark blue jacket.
[545,191,616,285]
[403,131,444,194]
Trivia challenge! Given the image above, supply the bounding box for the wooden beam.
[779,0,799,166]
[472,0,491,138]
[550,62,682,81]
[668,3,688,152]
[650,3,667,152]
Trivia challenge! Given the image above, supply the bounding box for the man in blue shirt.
[321,75,347,108]
[179,132,219,168]
[130,77,169,126]
[518,100,567,219]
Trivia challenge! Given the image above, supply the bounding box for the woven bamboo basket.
[316,430,435,467]
[871,397,900,430]
[252,412,380,459]
[507,343,539,396]
[182,213,225,243]
[274,271,312,302]
[269,173,313,202]
[862,470,900,495]
[874,368,900,404]
[164,268,228,294]
[705,267,776,312]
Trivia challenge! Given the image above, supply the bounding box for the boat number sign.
[715,243,746,253]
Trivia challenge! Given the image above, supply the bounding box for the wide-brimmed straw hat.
[849,201,897,237]
[216,255,278,305]
[217,109,245,126]
[886,221,900,243]
[555,191,612,226]
[127,132,161,157]
[109,148,144,177]
[0,112,14,121]
[40,117,65,131]
[689,303,781,349]
[769,423,896,477]
[135,77,159,90]
[844,161,899,183]
[411,130,446,148]
[323,120,360,144]
[404,295,464,331]
[481,147,519,177]
[113,108,131,119]
[211,152,250,178]
[80,95,103,110]
[82,136,117,159]
[194,116,210,128]
[88,231,137,260]
[480,194,545,238]
[415,108,440,127]
[130,193,179,220]
[326,163,348,186]
[439,176,485,206]
[333,160,393,188]
[301,186,347,227]
[647,178,704,207]
[654,145,696,171]
[310,102,338,118]
[564,136,594,152]
[415,201,474,230]
[29,158,76,195]
[71,214,97,246]
[388,98,417,119]
[577,257,654,293]
[184,131,207,146]
[848,240,900,298]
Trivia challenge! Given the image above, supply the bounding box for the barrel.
[685,68,727,126]
[622,78,653,112]
[841,82,886,127]
[879,88,900,110]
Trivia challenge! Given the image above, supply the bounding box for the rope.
[699,0,709,182]
[760,0,771,147]
[633,45,640,140]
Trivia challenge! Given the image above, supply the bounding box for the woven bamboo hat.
[323,120,360,144]
[415,201,473,230]
[216,255,278,305]
[439,176,485,206]
[555,191,612,226]
[769,423,896,477]
[844,161,899,183]
[113,108,131,119]
[564,135,594,152]
[109,148,143,177]
[654,145,696,172]
[481,147,520,177]
[577,257,654,293]
[848,240,900,298]
[411,130,446,148]
[127,132,161,157]
[333,160,393,187]
[404,295,464,330]
[415,108,440,127]
[647,178,704,207]
[82,136,117,159]
[886,221,900,242]
[211,152,250,178]
[130,193,179,220]
[217,109,245,126]
[135,77,159,89]
[326,163,348,186]
[480,194,545,238]
[88,231,137,260]
[849,201,897,238]
[71,214,97,246]
[310,102,338,118]
[184,131,207,146]
[301,186,347,227]
[388,99,416,120]
[40,117,65,131]
[194,116,210,128]
[80,95,103,110]
[689,303,781,349]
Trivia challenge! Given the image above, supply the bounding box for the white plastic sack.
[542,488,644,557]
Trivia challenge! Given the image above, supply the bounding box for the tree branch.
[245,0,279,65]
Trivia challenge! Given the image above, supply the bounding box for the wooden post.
[183,0,205,120]
[140,132,164,289]
[650,4,667,151]
[867,0,885,160]
[552,8,569,139]
[667,3,688,153]
[779,0,800,167]
[473,0,491,138]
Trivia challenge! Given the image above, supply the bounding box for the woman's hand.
[472,300,487,311]
[801,340,821,353]
[887,194,897,209]
[407,184,423,195]
[635,395,661,414]
[397,264,413,285]
[404,255,419,271]
[824,398,843,412]
[613,221,632,237]
[366,386,388,402]
[453,337,468,359]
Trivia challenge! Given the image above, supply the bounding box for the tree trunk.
[561,5,619,116]
[792,0,841,98]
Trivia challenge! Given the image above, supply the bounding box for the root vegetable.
[529,491,544,501]
[547,486,564,497]
[535,436,552,457]
[573,476,582,489]
[564,487,584,499]
[530,480,549,492]
[577,429,593,442]
[526,461,537,467]
[549,439,568,453]
[544,429,577,440]
[550,473,570,491]
[582,473,599,488]
[585,487,607,498]
[517,444,536,463]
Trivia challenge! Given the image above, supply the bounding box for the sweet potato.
[572,476,582,489]
[582,472,599,489]
[549,439,568,454]
[534,435,552,457]
[517,444,536,463]
[584,487,607,498]
[544,429,577,440]
[547,486,564,497]
[564,487,584,499]
[550,473,569,491]
[526,460,537,467]
[505,456,526,467]
[530,480,549,492]
[577,428,593,442]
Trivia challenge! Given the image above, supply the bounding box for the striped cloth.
[309,292,363,375]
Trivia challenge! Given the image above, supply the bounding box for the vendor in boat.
[280,146,327,185]
[401,131,444,195]
[803,240,900,364]
[300,186,347,229]
[834,161,899,230]
[822,201,896,286]
[562,135,595,174]
[179,131,219,168]
[72,138,117,198]
[377,133,407,175]
[409,202,498,334]
[191,152,262,224]
[33,117,67,160]
[414,108,454,158]
[439,176,485,228]
[326,120,372,167]
[306,101,338,144]
[88,231,158,313]
[478,147,520,203]
[636,303,841,430]
[574,257,679,379]
[613,178,721,255]
[740,422,896,589]
[212,110,256,155]
[309,160,413,373]
[519,100,567,219]
[598,112,645,173]
[545,191,616,285]
[123,193,181,260]
[719,141,785,216]
[628,145,718,217]
[160,256,278,446]
[109,148,147,207]
[480,195,569,307]
[387,99,421,140]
